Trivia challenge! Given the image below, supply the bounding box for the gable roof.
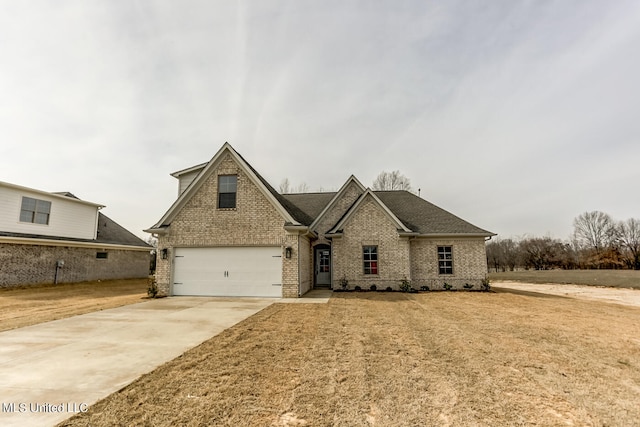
[328,189,413,234]
[145,143,303,233]
[305,175,365,231]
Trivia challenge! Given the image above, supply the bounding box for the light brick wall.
[155,153,297,297]
[0,243,150,288]
[332,195,411,290]
[410,238,488,290]
[298,235,312,295]
[313,181,363,242]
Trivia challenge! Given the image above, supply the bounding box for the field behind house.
[0,279,148,332]
[60,291,640,427]
[489,269,640,289]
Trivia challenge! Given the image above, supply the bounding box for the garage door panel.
[172,247,282,297]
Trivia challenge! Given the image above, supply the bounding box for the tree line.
[487,211,640,271]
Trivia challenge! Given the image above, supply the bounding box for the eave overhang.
[411,232,497,238]
[0,236,151,251]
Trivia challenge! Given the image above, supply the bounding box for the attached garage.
[172,247,283,297]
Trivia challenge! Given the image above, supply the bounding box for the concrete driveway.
[0,297,276,427]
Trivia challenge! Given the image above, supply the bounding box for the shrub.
[420,286,429,292]
[481,278,491,292]
[443,282,453,291]
[463,283,474,290]
[147,278,158,298]
[369,284,377,291]
[339,276,349,291]
[399,276,412,292]
[385,286,393,292]
[354,285,362,291]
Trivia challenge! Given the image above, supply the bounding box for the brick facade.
[410,238,488,290]
[332,195,411,290]
[0,243,150,288]
[328,195,489,291]
[155,153,300,297]
[150,145,492,297]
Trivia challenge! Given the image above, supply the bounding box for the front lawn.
[0,279,148,332]
[60,291,640,426]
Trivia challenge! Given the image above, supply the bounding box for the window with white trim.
[20,197,51,225]
[363,246,378,275]
[438,246,453,275]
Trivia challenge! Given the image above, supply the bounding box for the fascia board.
[170,163,207,178]
[0,181,104,208]
[0,236,151,251]
[413,232,497,238]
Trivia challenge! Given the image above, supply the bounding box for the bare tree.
[572,211,616,254]
[372,170,412,191]
[486,237,520,272]
[279,178,310,194]
[520,236,556,270]
[294,182,310,193]
[617,218,640,269]
[279,178,291,194]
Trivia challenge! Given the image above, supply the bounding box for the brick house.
[146,143,495,297]
[0,181,151,287]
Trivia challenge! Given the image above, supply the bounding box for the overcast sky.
[1,1,639,241]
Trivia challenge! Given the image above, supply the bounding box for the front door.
[315,246,331,287]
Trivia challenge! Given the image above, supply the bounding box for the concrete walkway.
[0,297,277,427]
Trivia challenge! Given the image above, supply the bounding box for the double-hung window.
[20,197,51,225]
[218,175,237,209]
[363,246,378,275]
[437,246,453,275]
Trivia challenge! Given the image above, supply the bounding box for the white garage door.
[172,247,283,297]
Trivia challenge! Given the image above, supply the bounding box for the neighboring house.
[146,143,495,298]
[0,181,151,287]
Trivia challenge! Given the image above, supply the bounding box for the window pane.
[218,192,236,209]
[20,210,34,223]
[37,200,51,214]
[370,261,378,274]
[21,197,36,211]
[219,175,237,193]
[35,212,49,224]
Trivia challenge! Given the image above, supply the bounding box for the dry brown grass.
[60,291,640,427]
[0,279,148,332]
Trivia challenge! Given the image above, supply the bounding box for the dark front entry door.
[315,246,331,287]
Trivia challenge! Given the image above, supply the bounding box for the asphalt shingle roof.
[275,190,493,235]
[95,213,151,246]
[374,191,493,235]
[281,192,337,225]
